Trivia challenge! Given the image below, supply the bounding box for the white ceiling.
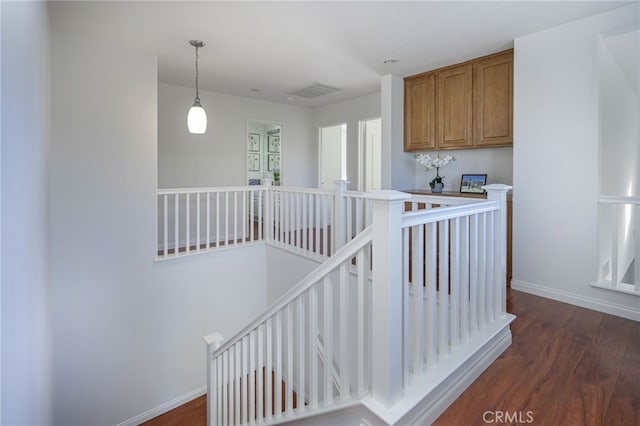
[49,1,633,108]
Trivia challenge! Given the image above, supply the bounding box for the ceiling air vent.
[289,83,340,98]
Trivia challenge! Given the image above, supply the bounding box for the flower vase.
[431,183,444,193]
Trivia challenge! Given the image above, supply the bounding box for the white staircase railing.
[202,184,513,425]
[401,196,507,382]
[157,181,366,261]
[204,227,373,425]
[595,195,640,295]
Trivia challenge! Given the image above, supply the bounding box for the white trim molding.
[116,386,206,426]
[511,279,640,322]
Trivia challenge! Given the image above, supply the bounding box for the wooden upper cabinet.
[403,49,513,152]
[405,74,436,151]
[437,64,473,148]
[473,51,513,147]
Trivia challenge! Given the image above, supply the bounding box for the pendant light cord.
[194,44,200,102]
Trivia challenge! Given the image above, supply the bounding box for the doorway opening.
[319,123,347,191]
[358,118,382,192]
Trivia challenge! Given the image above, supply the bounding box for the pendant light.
[187,40,207,134]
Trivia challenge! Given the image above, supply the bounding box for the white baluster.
[265,318,272,421]
[486,211,495,321]
[163,194,168,257]
[322,196,329,257]
[426,222,437,366]
[276,311,283,416]
[339,262,350,400]
[460,216,470,342]
[186,193,190,253]
[450,217,460,346]
[297,296,306,412]
[242,190,247,244]
[248,330,256,424]
[174,194,180,255]
[226,346,236,425]
[234,191,238,246]
[412,224,425,376]
[250,189,255,242]
[241,336,248,424]
[478,213,487,328]
[206,192,211,250]
[356,247,366,395]
[257,324,264,421]
[309,287,319,408]
[302,193,308,251]
[222,350,228,426]
[215,192,220,249]
[192,193,199,251]
[217,356,223,426]
[323,276,333,406]
[469,214,479,334]
[438,220,450,357]
[286,303,294,413]
[315,195,320,256]
[235,342,241,424]
[402,227,410,386]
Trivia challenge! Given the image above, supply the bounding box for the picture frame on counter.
[460,174,487,194]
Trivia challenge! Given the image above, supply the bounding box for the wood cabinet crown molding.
[404,49,513,152]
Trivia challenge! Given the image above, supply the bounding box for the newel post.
[203,332,225,426]
[333,180,350,251]
[483,184,512,315]
[366,190,411,407]
[261,178,273,242]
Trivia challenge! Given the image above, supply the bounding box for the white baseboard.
[511,279,640,322]
[115,386,206,426]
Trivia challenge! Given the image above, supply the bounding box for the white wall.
[266,246,320,305]
[51,31,270,425]
[314,92,381,191]
[1,2,52,425]
[381,75,416,191]
[158,82,315,188]
[412,147,513,191]
[512,3,640,321]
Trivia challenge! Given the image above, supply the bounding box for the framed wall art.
[267,154,280,172]
[248,153,261,172]
[268,135,280,153]
[248,133,261,152]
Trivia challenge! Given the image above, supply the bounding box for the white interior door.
[359,118,382,191]
[319,124,347,191]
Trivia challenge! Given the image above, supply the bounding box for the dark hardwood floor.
[142,290,639,425]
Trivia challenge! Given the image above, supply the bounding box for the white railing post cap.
[482,184,512,192]
[203,331,225,347]
[364,190,412,203]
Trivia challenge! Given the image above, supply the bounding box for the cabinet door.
[473,51,513,147]
[404,74,436,151]
[437,64,473,149]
